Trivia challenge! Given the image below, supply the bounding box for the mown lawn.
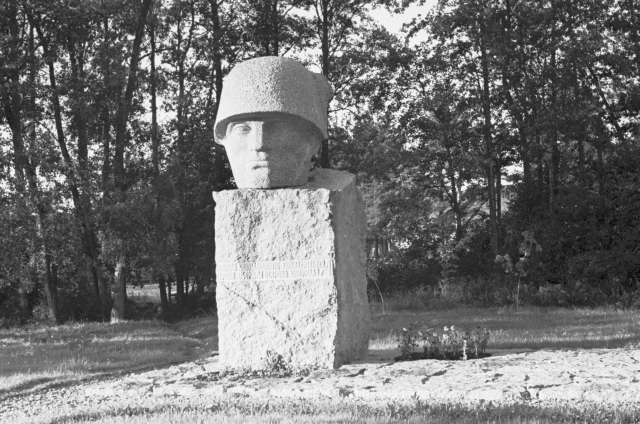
[40,398,640,424]
[369,304,640,351]
[2,305,640,423]
[3,305,639,398]
[0,320,207,399]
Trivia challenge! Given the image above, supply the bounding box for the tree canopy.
[1,0,639,325]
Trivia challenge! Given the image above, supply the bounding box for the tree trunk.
[22,27,36,322]
[446,145,463,240]
[18,281,32,320]
[159,274,169,313]
[206,0,224,119]
[195,271,205,296]
[549,46,559,216]
[213,59,223,118]
[109,0,153,320]
[111,258,127,322]
[374,235,379,259]
[596,139,605,196]
[571,67,586,189]
[185,267,191,297]
[4,9,60,323]
[176,1,185,165]
[33,17,113,320]
[520,125,531,188]
[548,139,560,215]
[43,253,59,323]
[496,159,502,222]
[272,0,279,56]
[629,0,640,74]
[320,0,330,168]
[68,34,106,309]
[173,2,192,315]
[588,66,625,142]
[176,262,185,310]
[150,16,159,176]
[149,11,167,316]
[577,136,585,188]
[113,0,154,191]
[548,153,555,212]
[535,134,544,191]
[479,21,498,255]
[102,16,112,194]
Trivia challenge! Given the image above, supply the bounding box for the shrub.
[368,256,441,295]
[396,324,490,361]
[57,283,105,322]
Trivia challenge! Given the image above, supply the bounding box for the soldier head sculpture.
[214,57,333,188]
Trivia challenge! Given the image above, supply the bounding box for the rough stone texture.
[213,168,370,370]
[214,57,332,141]
[214,57,333,189]
[3,348,640,423]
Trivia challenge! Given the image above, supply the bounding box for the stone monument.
[213,56,370,370]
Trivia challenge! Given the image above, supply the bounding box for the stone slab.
[213,168,370,370]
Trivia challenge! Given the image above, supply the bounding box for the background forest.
[1,0,639,325]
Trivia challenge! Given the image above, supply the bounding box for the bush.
[367,255,441,296]
[396,324,490,361]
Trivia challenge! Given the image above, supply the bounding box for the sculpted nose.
[249,122,267,151]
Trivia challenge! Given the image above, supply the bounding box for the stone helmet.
[213,57,333,143]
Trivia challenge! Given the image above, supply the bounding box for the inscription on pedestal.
[217,257,335,282]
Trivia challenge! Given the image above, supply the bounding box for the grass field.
[45,400,640,424]
[2,304,639,423]
[0,320,204,399]
[368,304,640,350]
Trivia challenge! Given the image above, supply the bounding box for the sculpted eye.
[230,123,251,136]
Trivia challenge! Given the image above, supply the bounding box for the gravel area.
[2,348,639,423]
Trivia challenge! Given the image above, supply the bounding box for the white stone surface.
[213,169,370,370]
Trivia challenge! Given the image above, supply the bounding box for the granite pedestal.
[213,169,370,370]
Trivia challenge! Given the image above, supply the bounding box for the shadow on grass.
[0,352,207,403]
[176,316,218,352]
[0,320,210,401]
[0,376,61,395]
[490,336,640,350]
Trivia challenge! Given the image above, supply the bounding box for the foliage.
[2,0,640,324]
[262,350,291,375]
[396,324,490,361]
[495,231,543,309]
[341,0,640,309]
[209,350,313,380]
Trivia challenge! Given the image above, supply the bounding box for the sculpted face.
[218,113,322,188]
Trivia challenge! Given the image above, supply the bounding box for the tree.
[310,0,405,167]
[1,2,60,323]
[109,0,155,322]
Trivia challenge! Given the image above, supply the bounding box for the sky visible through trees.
[1,0,639,325]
